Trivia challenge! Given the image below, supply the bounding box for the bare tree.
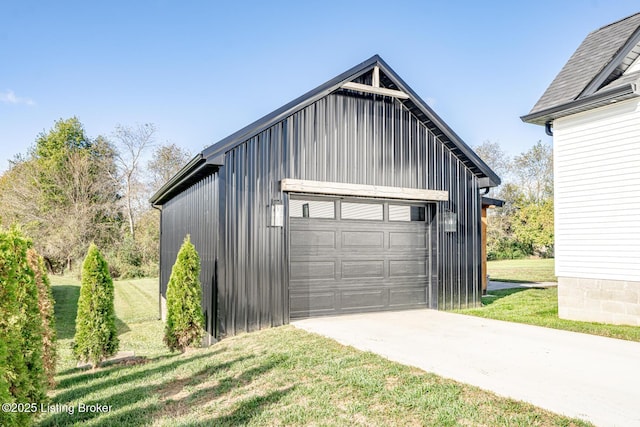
[511,140,553,204]
[112,123,156,240]
[0,146,119,272]
[147,143,192,193]
[473,140,511,193]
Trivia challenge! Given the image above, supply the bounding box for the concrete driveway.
[292,309,640,427]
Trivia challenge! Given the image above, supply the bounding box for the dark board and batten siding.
[214,90,482,337]
[159,173,218,342]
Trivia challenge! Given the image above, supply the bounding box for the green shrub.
[0,338,15,427]
[106,234,155,279]
[73,243,119,368]
[0,234,19,427]
[164,235,204,352]
[0,227,46,426]
[487,237,532,261]
[27,249,57,387]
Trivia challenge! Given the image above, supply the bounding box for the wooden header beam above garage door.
[280,179,449,201]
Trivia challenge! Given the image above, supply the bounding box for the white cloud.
[0,90,35,106]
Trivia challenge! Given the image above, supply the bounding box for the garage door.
[289,196,435,318]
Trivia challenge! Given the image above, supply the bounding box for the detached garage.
[150,55,500,343]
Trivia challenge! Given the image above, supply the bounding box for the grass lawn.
[488,258,556,283]
[459,288,640,343]
[49,275,164,372]
[40,277,591,426]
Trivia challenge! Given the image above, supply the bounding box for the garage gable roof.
[151,55,500,205]
[522,12,640,126]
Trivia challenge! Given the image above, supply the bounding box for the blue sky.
[1,1,639,172]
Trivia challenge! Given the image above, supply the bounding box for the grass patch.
[38,327,591,427]
[42,276,592,426]
[460,287,640,342]
[50,276,164,372]
[488,258,556,283]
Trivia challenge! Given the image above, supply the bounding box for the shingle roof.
[522,12,640,125]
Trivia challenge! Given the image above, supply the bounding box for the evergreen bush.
[26,249,57,386]
[0,228,46,426]
[164,235,204,352]
[73,243,119,368]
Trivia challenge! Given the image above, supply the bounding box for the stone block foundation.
[558,277,640,326]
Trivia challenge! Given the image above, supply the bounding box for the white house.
[522,12,640,326]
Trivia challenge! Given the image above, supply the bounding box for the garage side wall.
[219,91,481,337]
[159,172,218,343]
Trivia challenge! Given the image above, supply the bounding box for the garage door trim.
[281,178,449,201]
[287,194,438,319]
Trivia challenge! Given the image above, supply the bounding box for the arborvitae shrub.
[27,248,57,386]
[73,243,119,368]
[0,228,46,426]
[0,233,19,427]
[0,338,15,427]
[164,235,204,352]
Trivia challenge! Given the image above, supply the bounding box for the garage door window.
[341,202,383,220]
[389,205,425,222]
[289,199,335,218]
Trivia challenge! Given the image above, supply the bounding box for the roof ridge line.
[152,55,502,204]
[588,11,640,34]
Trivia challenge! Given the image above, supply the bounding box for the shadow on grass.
[490,278,539,284]
[482,288,534,306]
[184,387,295,427]
[115,317,130,335]
[54,350,228,401]
[52,283,130,340]
[52,285,80,340]
[38,351,291,427]
[55,352,177,377]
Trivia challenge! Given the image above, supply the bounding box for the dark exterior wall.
[217,90,481,337]
[217,133,288,337]
[159,172,218,342]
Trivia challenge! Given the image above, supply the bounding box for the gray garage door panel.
[342,260,384,278]
[289,197,434,318]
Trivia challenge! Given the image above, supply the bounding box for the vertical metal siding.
[159,172,218,341]
[161,89,483,341]
[220,126,288,337]
[218,90,482,337]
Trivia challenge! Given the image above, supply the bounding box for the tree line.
[0,117,553,276]
[0,117,192,277]
[474,140,554,260]
[0,117,202,426]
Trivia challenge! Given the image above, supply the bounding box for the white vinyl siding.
[553,98,640,281]
[624,52,640,74]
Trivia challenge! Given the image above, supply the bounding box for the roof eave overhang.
[482,196,504,208]
[374,58,501,188]
[149,153,224,206]
[521,83,639,126]
[200,56,380,162]
[200,55,501,187]
[153,55,503,203]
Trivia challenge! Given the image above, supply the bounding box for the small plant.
[164,235,204,352]
[73,243,119,368]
